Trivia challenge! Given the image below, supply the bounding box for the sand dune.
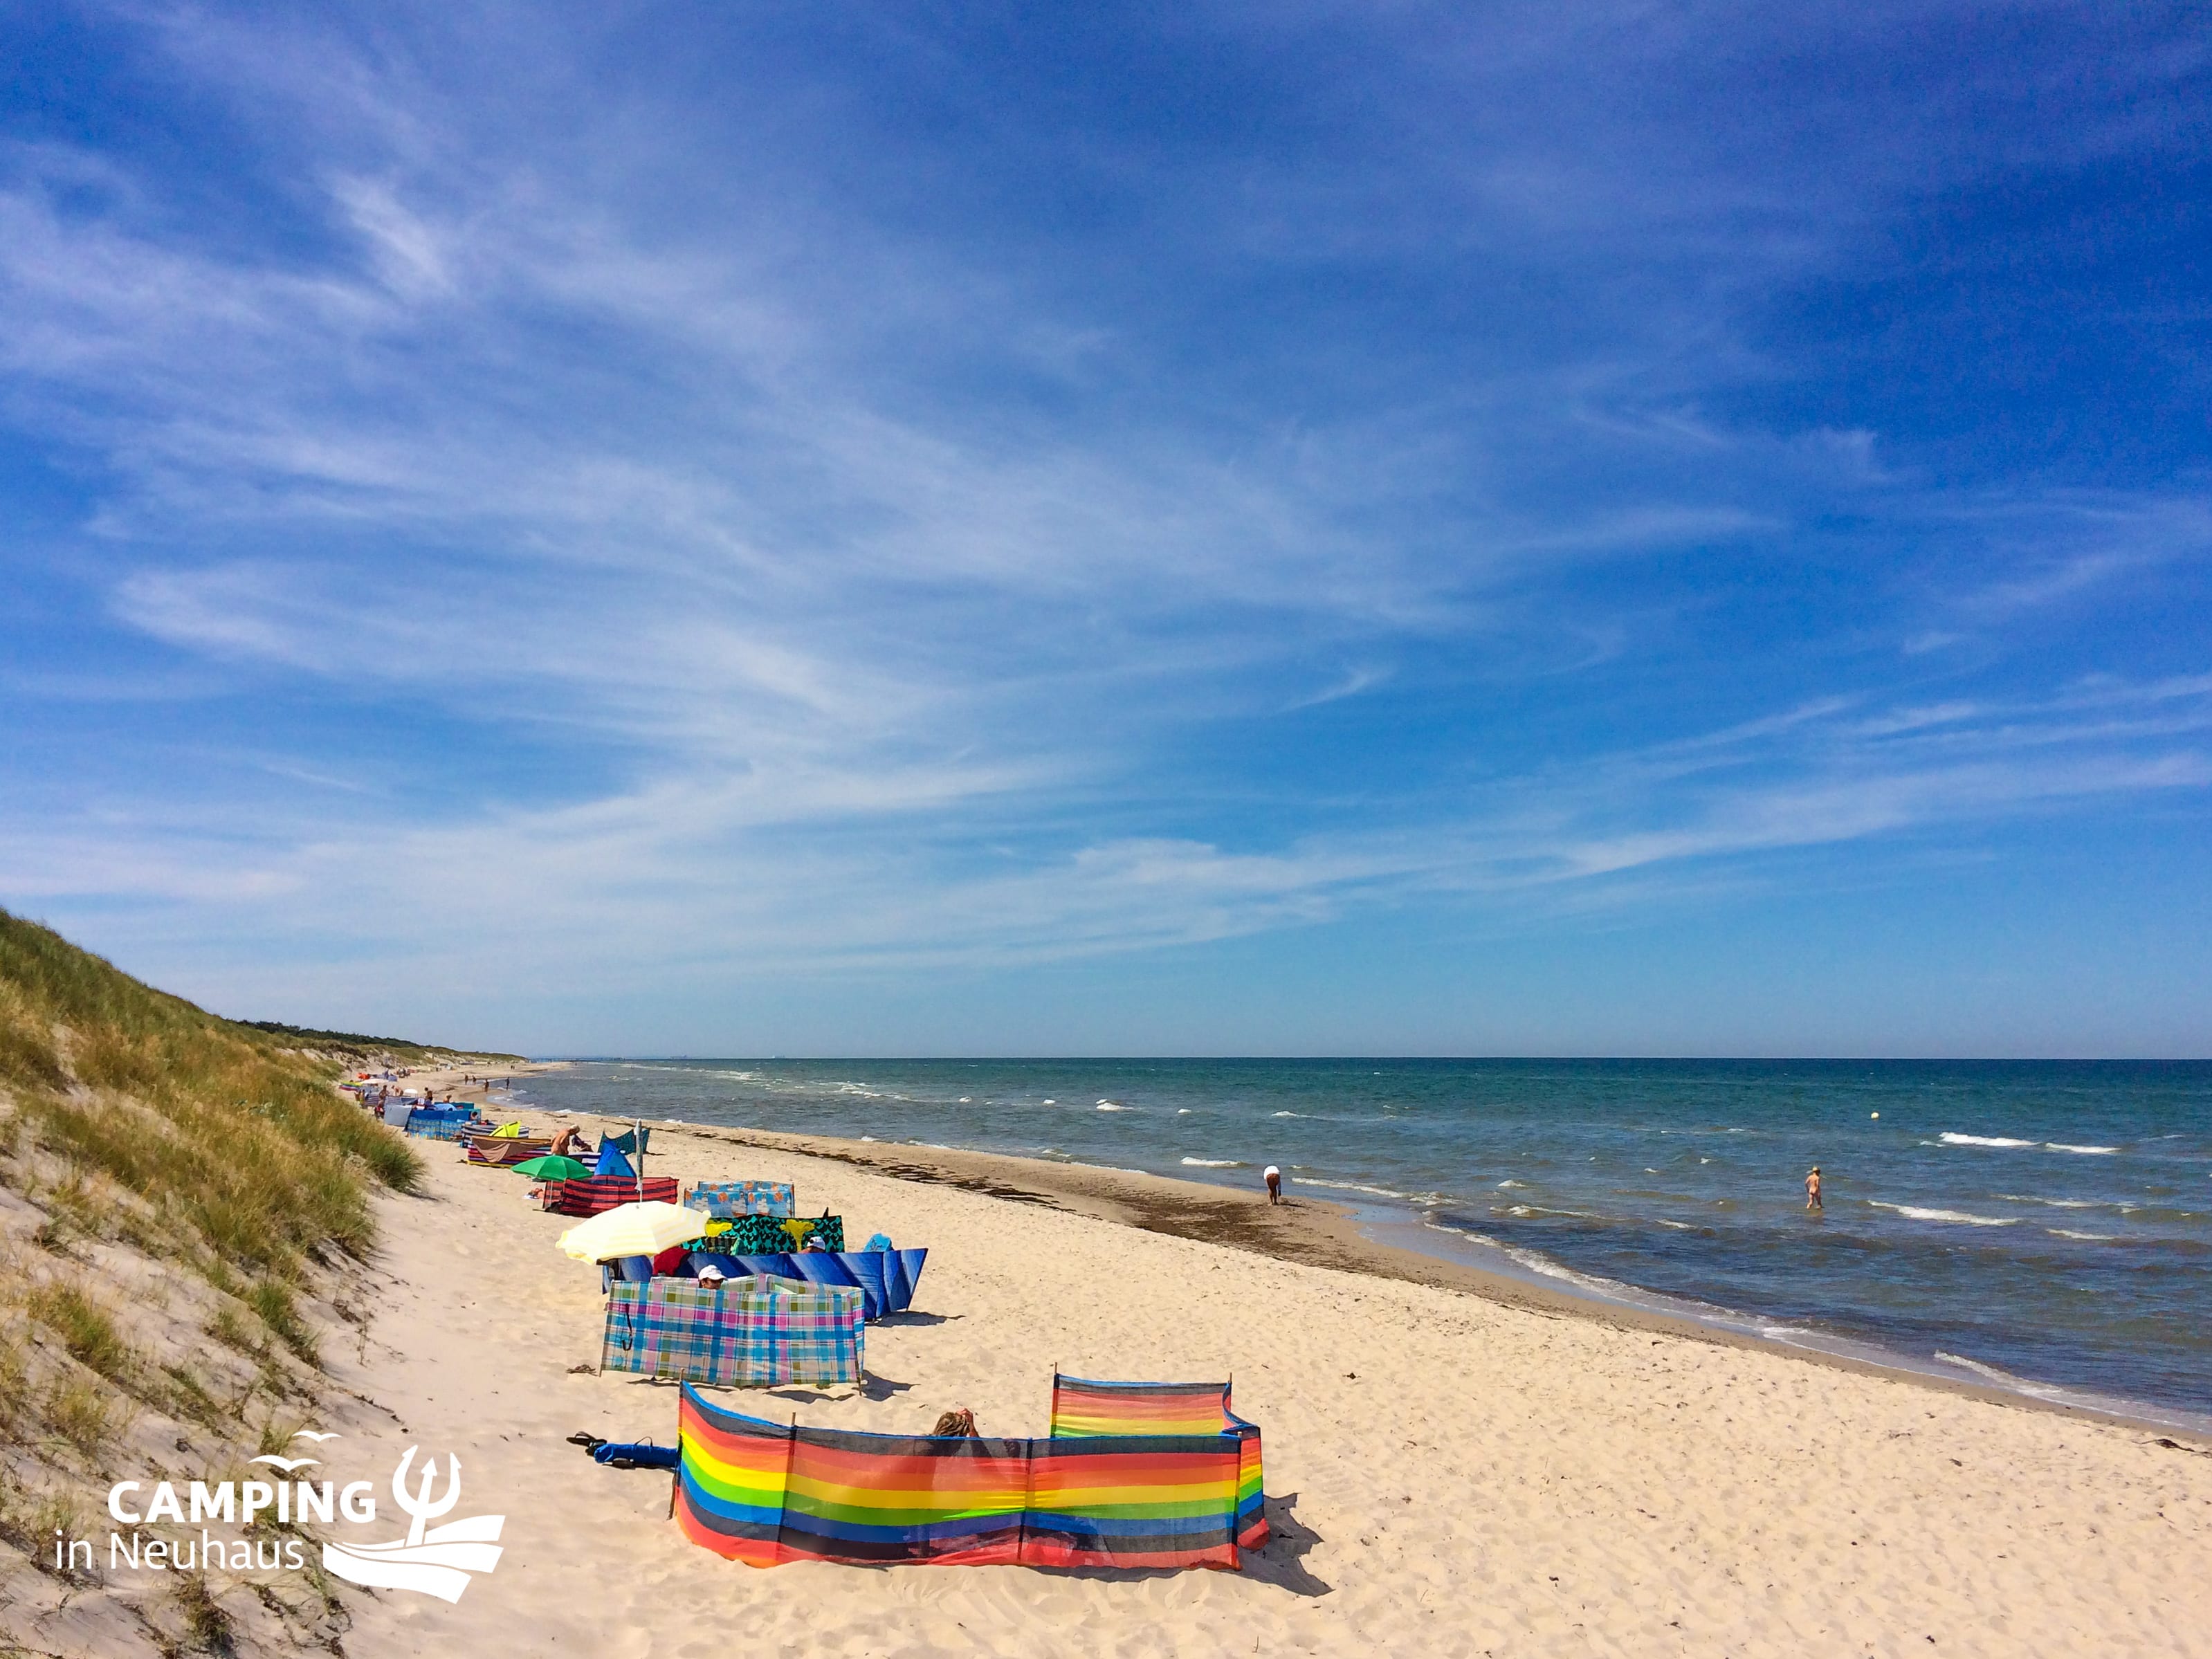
[330,1112,2212,1657]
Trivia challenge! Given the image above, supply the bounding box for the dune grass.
[0,907,422,1287]
[24,1282,134,1385]
[0,909,419,1644]
[0,904,435,1454]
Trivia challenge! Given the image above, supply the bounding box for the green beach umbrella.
[513,1155,589,1181]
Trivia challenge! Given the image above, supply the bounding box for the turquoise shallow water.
[517,1058,2212,1426]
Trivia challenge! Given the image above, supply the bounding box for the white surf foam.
[1995,1193,2109,1209]
[1869,1201,2019,1226]
[1176,1108,1193,1114]
[1940,1133,2036,1148]
[2044,1142,2118,1155]
[1451,1230,1644,1301]
[1496,1180,1525,1189]
[1292,1177,1414,1200]
[1096,1103,1135,1111]
[2048,1228,2119,1241]
[1932,1351,2104,1409]
[1181,1157,1244,1168]
[1271,1110,1301,1117]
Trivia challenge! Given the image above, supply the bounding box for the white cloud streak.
[0,1,2206,1035]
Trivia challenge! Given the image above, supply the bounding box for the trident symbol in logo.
[321,1442,503,1602]
[390,1447,462,1547]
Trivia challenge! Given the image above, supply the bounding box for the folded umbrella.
[557,1202,707,1263]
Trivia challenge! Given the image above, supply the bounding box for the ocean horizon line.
[533,1052,2212,1063]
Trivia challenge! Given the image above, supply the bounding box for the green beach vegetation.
[0,906,425,1270]
[0,908,513,1646]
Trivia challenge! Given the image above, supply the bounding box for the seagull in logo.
[250,1429,340,1471]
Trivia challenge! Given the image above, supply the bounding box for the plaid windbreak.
[685,1180,797,1218]
[602,1274,864,1387]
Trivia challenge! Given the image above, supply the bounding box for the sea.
[513,1058,2212,1429]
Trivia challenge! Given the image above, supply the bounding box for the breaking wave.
[1869,1201,2019,1227]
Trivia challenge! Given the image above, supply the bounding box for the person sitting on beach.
[1263,1164,1282,1205]
[1806,1166,1823,1211]
[549,1125,591,1160]
[931,1408,979,1438]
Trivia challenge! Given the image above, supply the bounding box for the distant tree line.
[235,1019,431,1050]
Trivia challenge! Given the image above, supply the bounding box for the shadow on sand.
[1022,1493,1327,1596]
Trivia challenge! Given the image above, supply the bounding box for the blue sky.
[1,1,2208,1056]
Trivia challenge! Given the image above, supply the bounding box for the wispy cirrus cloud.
[0,0,2207,1047]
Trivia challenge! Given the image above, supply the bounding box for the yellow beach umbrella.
[556,1202,704,1263]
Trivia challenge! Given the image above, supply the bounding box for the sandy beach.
[318,1081,2212,1658]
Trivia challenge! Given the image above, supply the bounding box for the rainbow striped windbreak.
[1050,1375,1268,1549]
[676,1372,1267,1570]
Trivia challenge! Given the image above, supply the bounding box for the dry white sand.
[326,1112,2212,1658]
